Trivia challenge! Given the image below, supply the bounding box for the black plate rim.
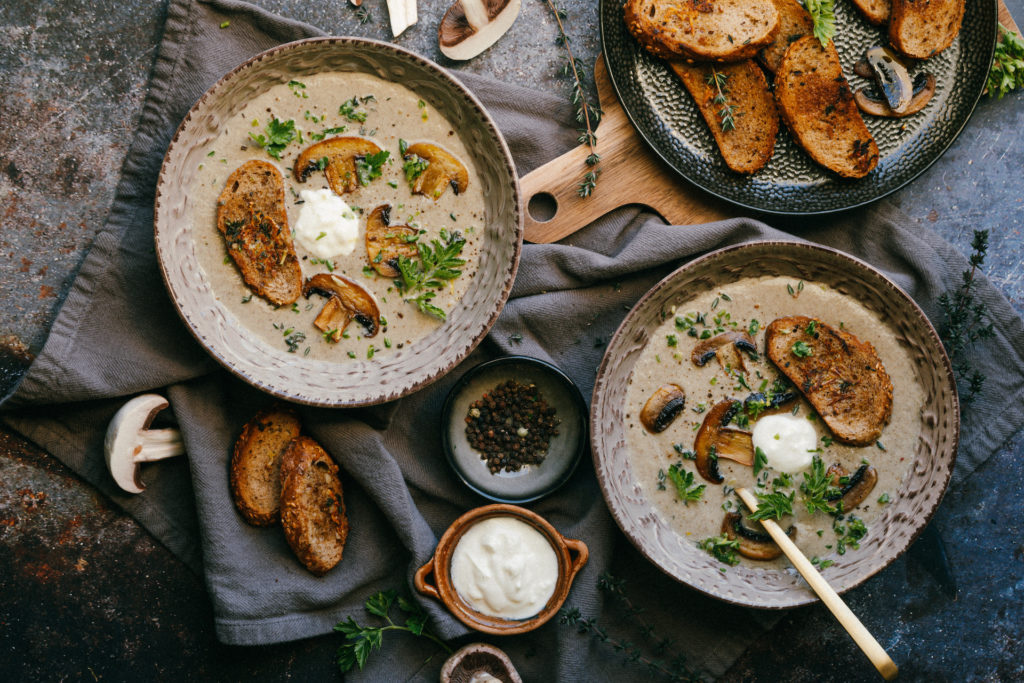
[598,0,999,216]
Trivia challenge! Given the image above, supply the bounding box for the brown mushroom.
[855,73,935,118]
[722,511,795,561]
[825,463,879,511]
[441,642,523,683]
[294,137,385,195]
[640,384,686,433]
[691,330,757,373]
[303,273,381,339]
[694,399,755,483]
[438,0,522,61]
[404,142,469,200]
[365,204,419,278]
[742,388,799,418]
[864,46,914,114]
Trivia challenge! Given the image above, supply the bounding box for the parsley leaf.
[791,340,813,358]
[402,154,430,186]
[666,464,706,505]
[248,117,296,160]
[334,590,449,673]
[802,0,836,48]
[989,24,1024,99]
[339,97,368,122]
[698,534,741,566]
[748,490,795,521]
[753,446,768,478]
[311,125,348,142]
[355,150,390,186]
[394,230,467,321]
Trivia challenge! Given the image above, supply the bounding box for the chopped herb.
[387,180,398,188]
[877,492,890,505]
[666,334,678,347]
[384,338,392,349]
[316,231,327,240]
[355,150,391,186]
[802,0,836,48]
[249,117,297,160]
[311,125,348,142]
[753,446,768,477]
[748,318,760,336]
[791,340,813,358]
[748,490,795,521]
[876,440,887,451]
[347,351,357,359]
[402,154,430,186]
[219,20,230,29]
[339,97,368,122]
[285,331,306,353]
[666,464,706,505]
[800,456,841,515]
[673,444,697,460]
[698,534,741,566]
[241,293,253,303]
[362,266,376,277]
[394,230,466,321]
[821,435,833,448]
[811,556,835,570]
[288,80,308,98]
[805,319,818,335]
[398,138,409,156]
[367,345,376,359]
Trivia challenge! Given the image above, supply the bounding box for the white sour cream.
[751,413,818,474]
[450,516,558,620]
[292,188,359,259]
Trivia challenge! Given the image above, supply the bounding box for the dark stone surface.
[1,0,1022,680]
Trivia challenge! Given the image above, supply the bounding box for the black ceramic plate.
[600,0,998,215]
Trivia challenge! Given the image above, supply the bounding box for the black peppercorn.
[465,380,561,474]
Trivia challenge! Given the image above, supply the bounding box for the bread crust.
[758,0,814,74]
[216,160,302,305]
[774,37,879,178]
[624,0,780,63]
[279,436,349,576]
[765,316,893,446]
[849,0,890,25]
[889,0,964,59]
[230,407,302,526]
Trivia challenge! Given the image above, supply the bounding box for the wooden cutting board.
[522,2,1020,244]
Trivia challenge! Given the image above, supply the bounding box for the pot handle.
[563,537,590,581]
[414,556,441,602]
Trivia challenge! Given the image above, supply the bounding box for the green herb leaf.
[355,150,391,186]
[753,446,768,478]
[402,153,430,186]
[339,97,368,122]
[791,340,813,358]
[800,455,841,515]
[248,117,296,160]
[989,24,1024,99]
[748,490,794,521]
[698,534,741,566]
[803,0,836,47]
[666,464,706,505]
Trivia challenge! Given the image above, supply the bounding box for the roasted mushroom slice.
[404,142,469,200]
[303,273,381,338]
[692,331,757,373]
[825,463,879,512]
[864,46,914,114]
[365,204,419,278]
[722,511,795,561]
[694,400,755,483]
[742,388,799,418]
[294,137,386,195]
[640,384,686,433]
[311,297,351,343]
[855,73,935,118]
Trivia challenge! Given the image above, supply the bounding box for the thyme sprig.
[938,229,995,402]
[705,69,738,132]
[543,0,603,197]
[560,573,702,682]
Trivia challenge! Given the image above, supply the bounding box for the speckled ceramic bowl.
[154,38,522,407]
[590,241,959,608]
[415,504,589,635]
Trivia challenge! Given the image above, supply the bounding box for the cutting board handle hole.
[528,192,558,223]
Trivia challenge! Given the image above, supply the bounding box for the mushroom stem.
[461,0,489,29]
[136,429,185,462]
[386,0,418,37]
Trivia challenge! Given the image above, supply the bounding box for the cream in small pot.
[449,516,558,619]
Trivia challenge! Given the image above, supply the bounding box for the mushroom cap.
[441,642,523,683]
[439,0,523,62]
[104,394,170,494]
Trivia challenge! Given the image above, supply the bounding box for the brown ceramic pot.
[415,504,588,635]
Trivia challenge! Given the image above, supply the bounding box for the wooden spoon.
[735,487,899,681]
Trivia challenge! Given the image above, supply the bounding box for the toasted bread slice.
[230,407,302,526]
[668,60,779,173]
[216,160,302,305]
[850,0,890,25]
[889,0,964,59]
[624,0,779,62]
[758,0,814,73]
[774,37,879,178]
[280,436,348,576]
[765,316,893,446]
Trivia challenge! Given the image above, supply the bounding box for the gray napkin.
[3,0,1024,680]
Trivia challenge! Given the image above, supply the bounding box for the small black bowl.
[441,356,587,503]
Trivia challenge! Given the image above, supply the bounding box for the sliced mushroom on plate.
[439,0,523,61]
[826,463,879,511]
[365,204,419,278]
[691,330,757,373]
[294,137,385,195]
[303,273,381,340]
[694,399,755,484]
[853,47,934,118]
[404,142,469,200]
[640,384,685,433]
[722,511,795,561]
[855,73,935,118]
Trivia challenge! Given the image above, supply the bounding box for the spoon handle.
[735,487,898,681]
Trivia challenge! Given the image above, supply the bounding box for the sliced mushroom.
[825,463,879,511]
[441,642,523,683]
[404,142,469,200]
[640,384,686,433]
[365,204,419,278]
[439,0,523,61]
[104,395,185,494]
[694,399,755,484]
[386,0,418,37]
[312,296,350,343]
[691,330,757,373]
[722,511,795,560]
[294,137,384,196]
[855,73,935,118]
[303,273,381,338]
[742,388,799,417]
[863,46,914,114]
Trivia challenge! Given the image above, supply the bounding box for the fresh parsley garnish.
[248,117,296,160]
[791,340,813,358]
[802,0,836,47]
[698,534,741,566]
[753,446,768,478]
[989,24,1024,99]
[339,97,368,122]
[402,154,430,186]
[394,229,466,321]
[355,150,390,186]
[748,490,795,522]
[311,125,348,142]
[335,590,450,673]
[665,464,705,505]
[398,138,409,156]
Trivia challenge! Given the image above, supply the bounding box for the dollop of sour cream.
[450,516,558,620]
[292,188,359,259]
[751,413,818,474]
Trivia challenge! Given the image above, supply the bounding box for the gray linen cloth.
[3,0,1024,679]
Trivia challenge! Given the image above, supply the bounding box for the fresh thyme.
[747,490,795,522]
[698,533,741,566]
[334,590,450,673]
[938,229,995,402]
[799,455,841,515]
[543,0,602,197]
[988,24,1024,98]
[704,69,738,132]
[394,230,467,321]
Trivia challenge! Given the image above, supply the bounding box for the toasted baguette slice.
[624,0,779,62]
[280,436,348,576]
[758,0,814,73]
[774,37,879,178]
[850,0,890,25]
[217,160,302,305]
[230,407,302,526]
[765,316,893,446]
[668,60,779,173]
[889,0,964,59]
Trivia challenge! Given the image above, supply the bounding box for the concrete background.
[1,0,1022,680]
